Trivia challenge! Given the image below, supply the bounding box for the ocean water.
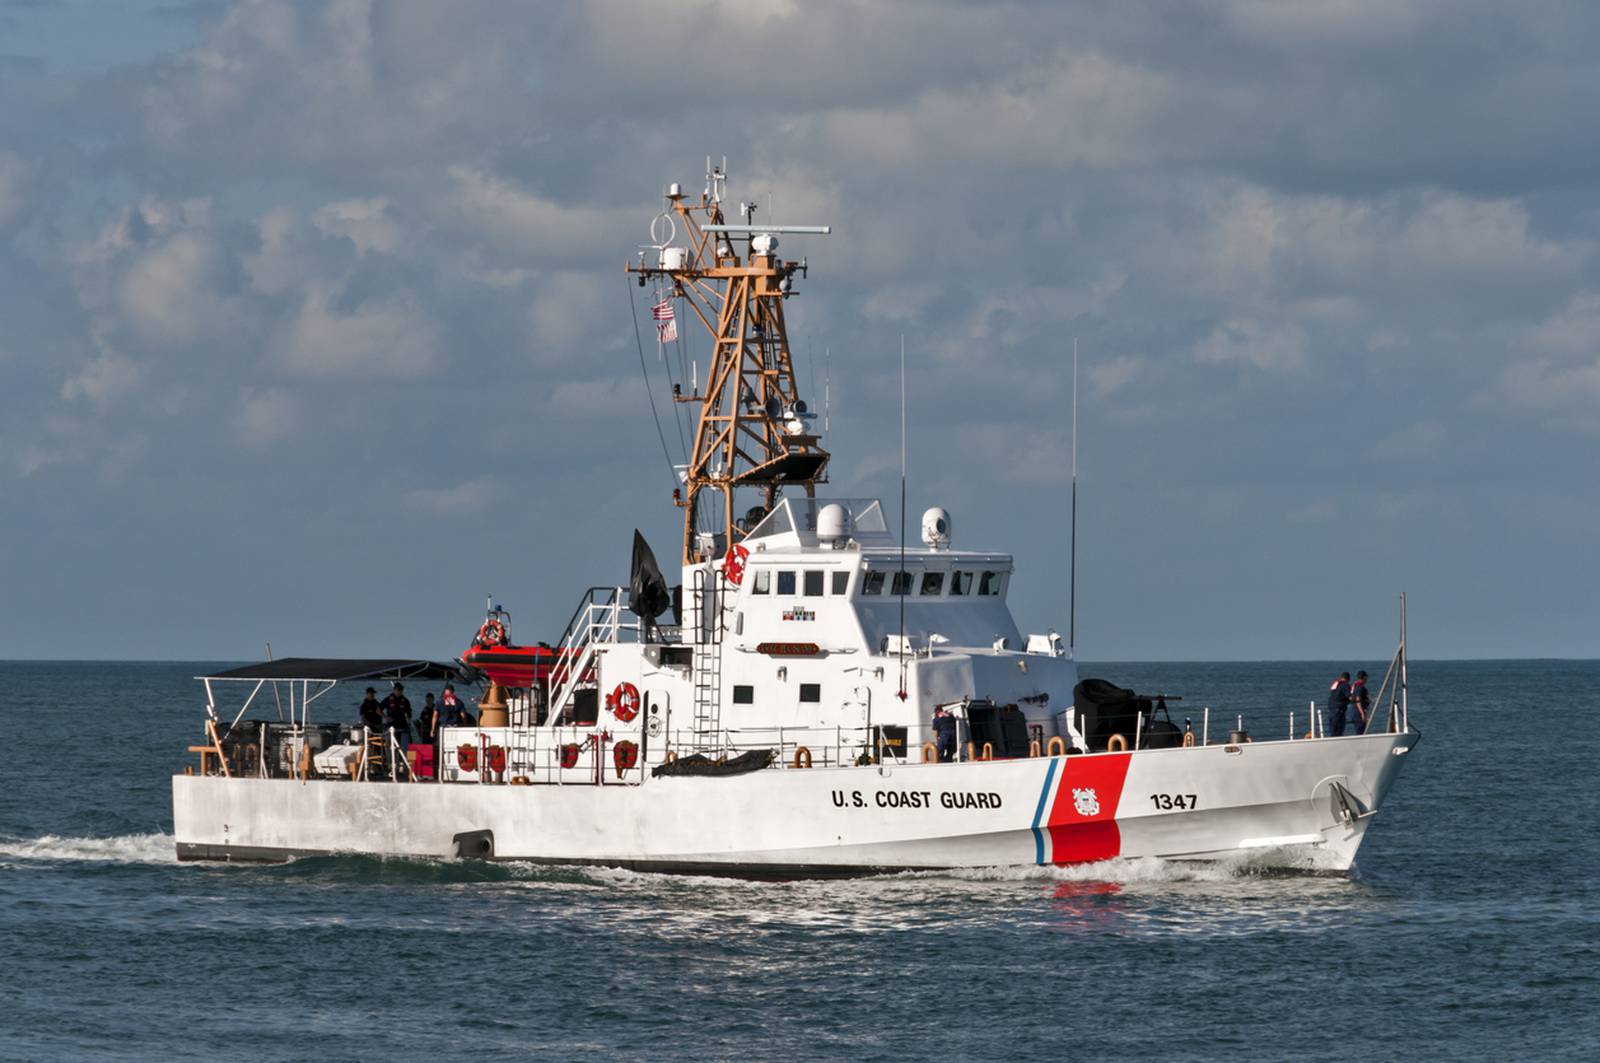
[1,659,1596,1061]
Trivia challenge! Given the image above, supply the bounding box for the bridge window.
[752,570,771,595]
[862,571,886,595]
[777,570,796,595]
[799,683,821,703]
[920,572,944,596]
[950,571,973,596]
[979,571,1003,596]
[831,571,850,595]
[803,570,825,596]
[733,685,755,704]
[891,571,913,596]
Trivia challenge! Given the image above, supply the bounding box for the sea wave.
[0,832,176,865]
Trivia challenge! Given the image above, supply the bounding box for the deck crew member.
[418,693,439,744]
[1326,671,1353,737]
[931,704,957,763]
[358,687,384,733]
[383,682,415,747]
[440,682,472,728]
[1349,670,1371,734]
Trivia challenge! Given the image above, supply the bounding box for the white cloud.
[1532,293,1600,354]
[1193,317,1308,371]
[117,230,231,344]
[1221,0,1435,43]
[272,282,441,379]
[61,352,142,408]
[1372,420,1446,460]
[0,152,25,226]
[1088,356,1143,399]
[244,207,311,296]
[405,479,493,515]
[445,166,621,257]
[528,271,608,355]
[312,197,401,255]
[237,387,300,447]
[1499,359,1600,432]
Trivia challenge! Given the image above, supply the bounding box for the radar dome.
[921,507,952,548]
[818,503,850,545]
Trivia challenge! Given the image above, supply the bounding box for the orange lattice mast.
[627,159,833,565]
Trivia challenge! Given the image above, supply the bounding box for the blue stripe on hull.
[1030,759,1058,865]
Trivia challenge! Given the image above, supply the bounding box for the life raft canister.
[476,619,507,647]
[559,743,582,770]
[613,740,639,777]
[606,682,641,723]
[721,543,750,586]
[457,743,478,773]
[486,745,507,775]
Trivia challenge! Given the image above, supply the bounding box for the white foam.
[915,851,1318,885]
[0,832,176,865]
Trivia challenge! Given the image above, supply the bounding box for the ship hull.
[172,731,1415,875]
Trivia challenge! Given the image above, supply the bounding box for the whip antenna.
[898,334,909,701]
[1070,338,1078,654]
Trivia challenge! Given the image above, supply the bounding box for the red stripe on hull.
[1045,752,1132,864]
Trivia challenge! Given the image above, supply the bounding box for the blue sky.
[1,0,1596,661]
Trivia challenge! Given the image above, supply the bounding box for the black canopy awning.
[201,658,466,683]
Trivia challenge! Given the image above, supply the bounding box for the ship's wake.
[0,832,176,865]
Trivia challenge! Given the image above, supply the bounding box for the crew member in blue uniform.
[357,687,384,733]
[1349,670,1371,734]
[383,682,415,747]
[931,704,957,762]
[1326,671,1353,736]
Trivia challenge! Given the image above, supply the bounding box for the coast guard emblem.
[1071,787,1101,817]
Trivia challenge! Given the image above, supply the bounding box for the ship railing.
[436,725,646,787]
[548,586,636,714]
[660,724,939,770]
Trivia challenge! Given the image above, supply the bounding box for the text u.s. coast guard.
[831,789,1003,810]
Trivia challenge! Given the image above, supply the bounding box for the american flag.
[652,298,677,343]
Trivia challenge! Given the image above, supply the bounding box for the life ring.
[1107,734,1128,752]
[793,746,813,769]
[1047,736,1067,757]
[476,619,507,647]
[559,743,582,770]
[721,543,750,586]
[1183,732,1196,748]
[613,740,639,776]
[457,743,478,772]
[605,682,641,723]
[486,745,506,775]
[921,742,938,763]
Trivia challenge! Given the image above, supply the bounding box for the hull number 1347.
[1150,794,1198,810]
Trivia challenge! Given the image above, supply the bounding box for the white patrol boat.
[172,160,1418,875]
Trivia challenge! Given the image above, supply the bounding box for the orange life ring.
[476,619,507,647]
[486,745,506,775]
[613,740,639,776]
[457,743,478,772]
[721,543,750,586]
[606,682,641,723]
[559,742,582,769]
